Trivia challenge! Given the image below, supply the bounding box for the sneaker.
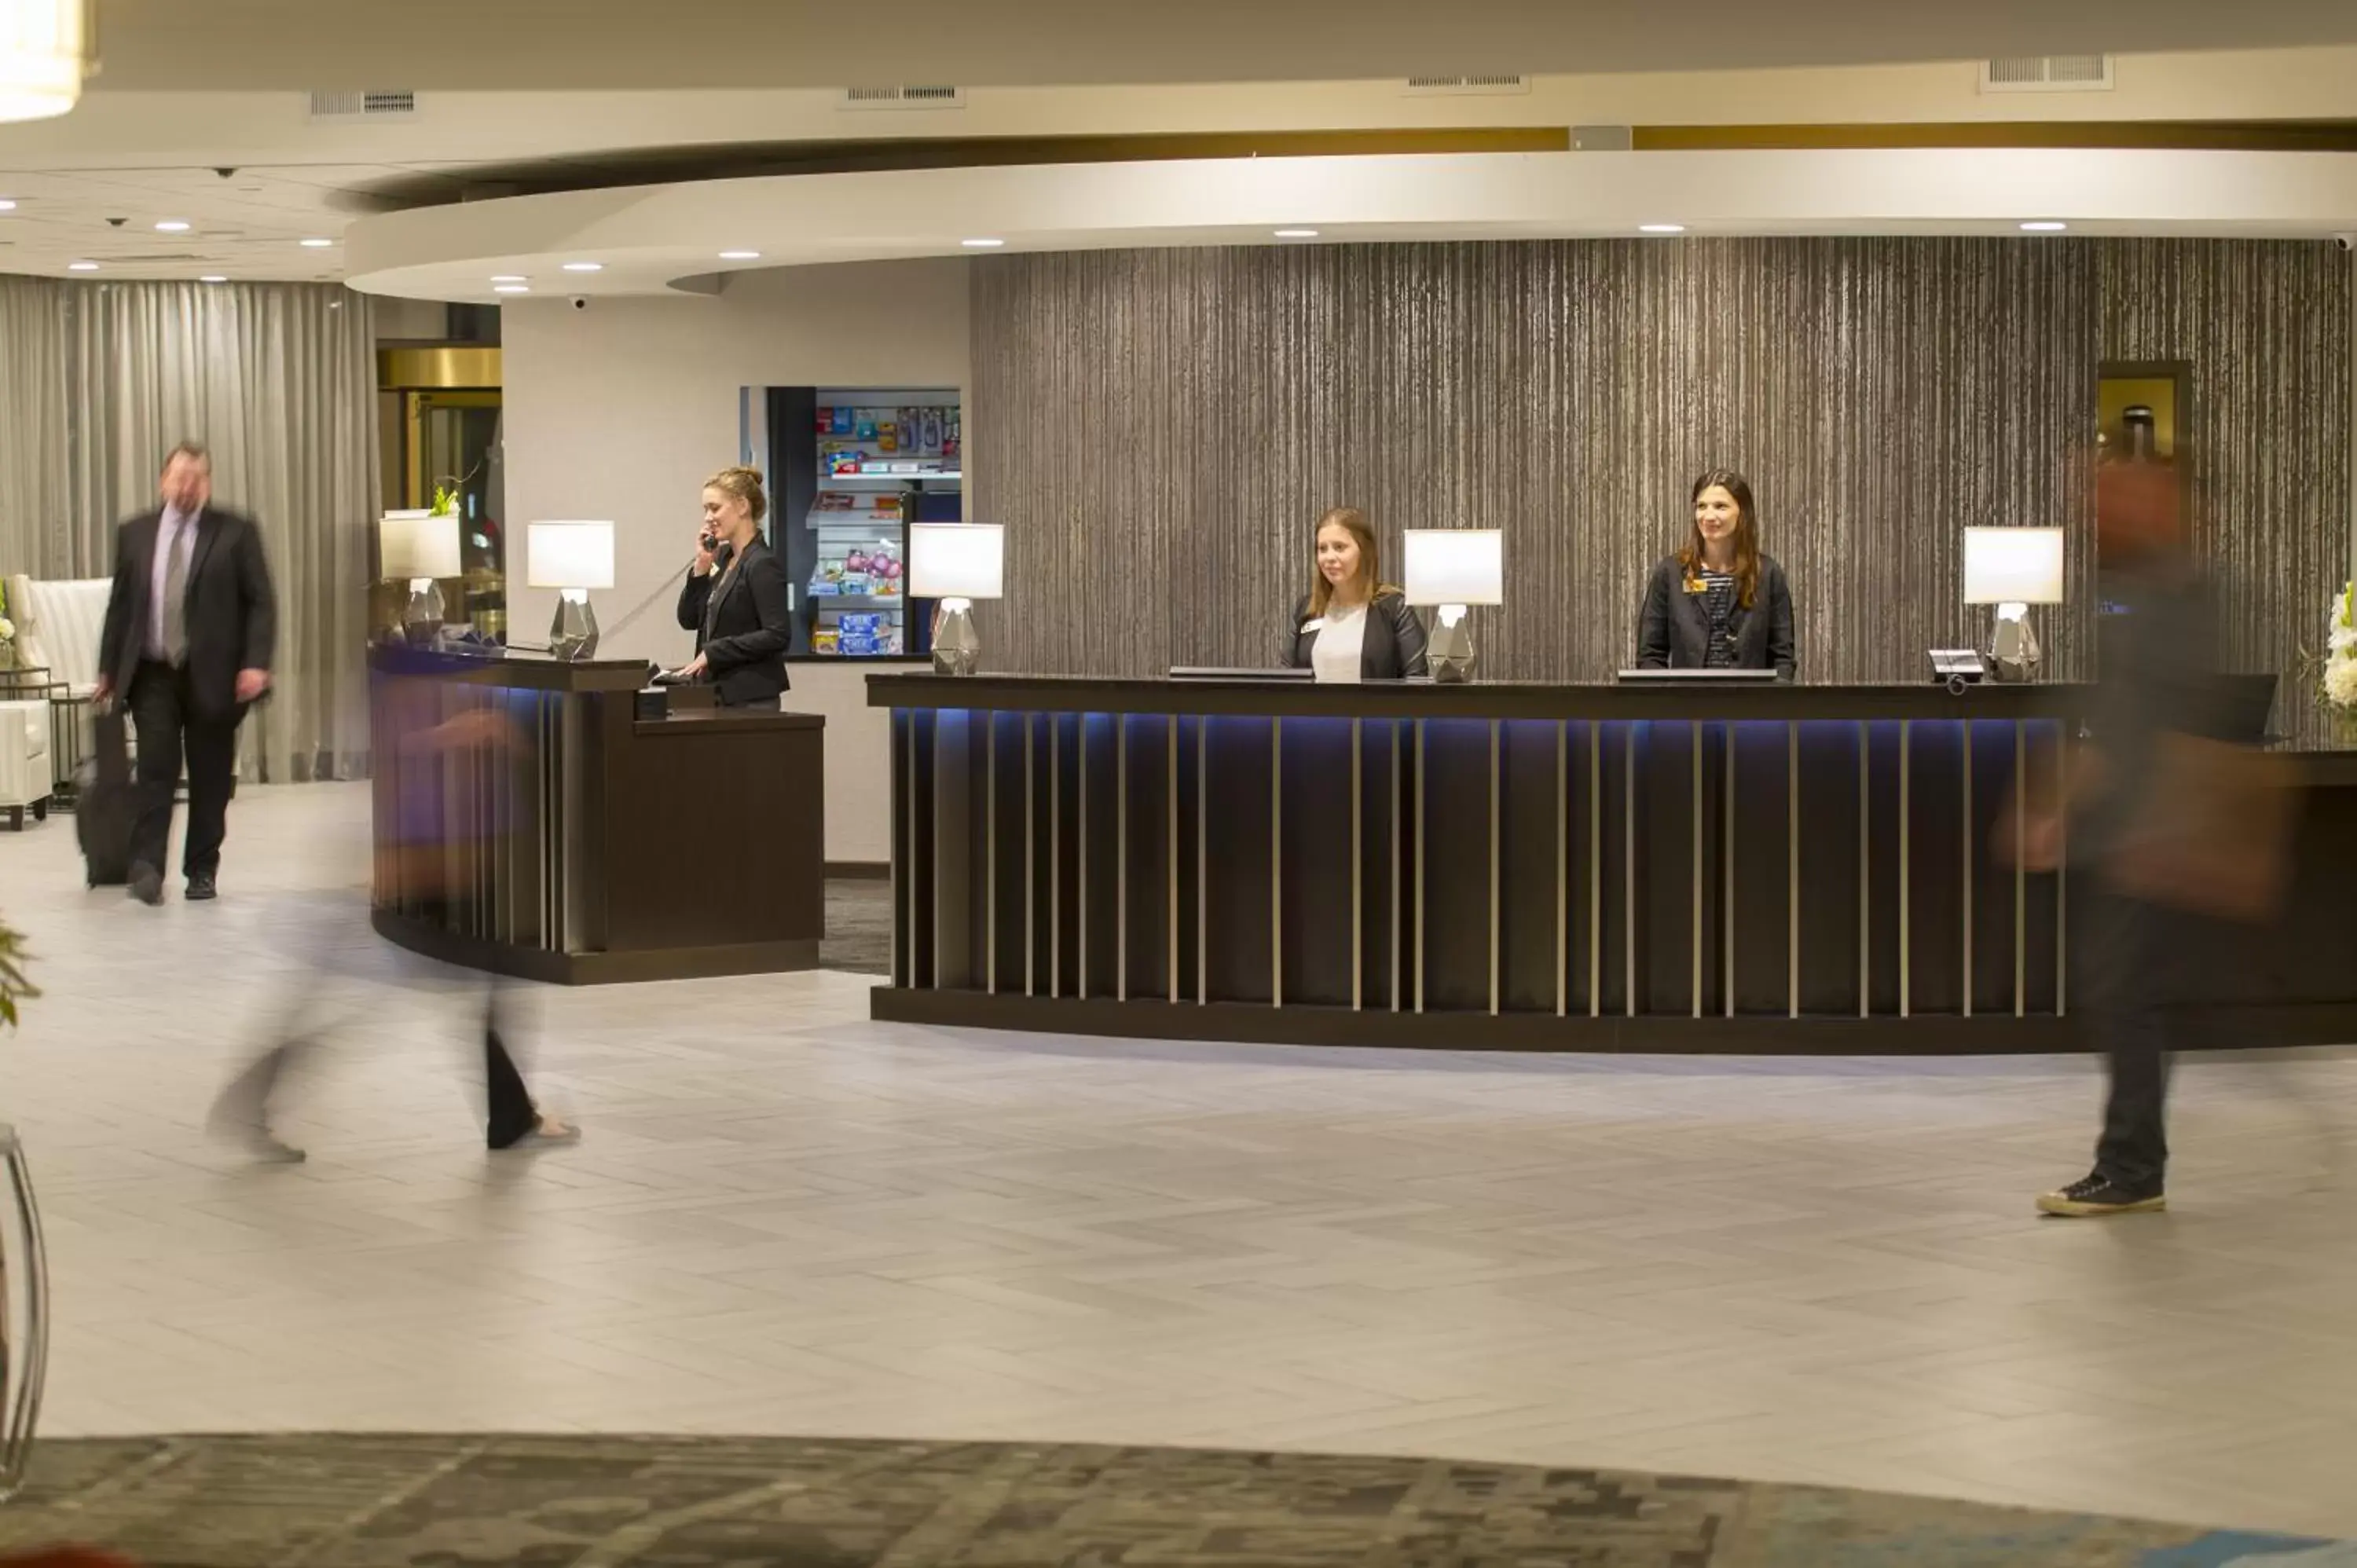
[2037,1174,2166,1217]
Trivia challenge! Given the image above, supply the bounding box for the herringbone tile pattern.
[3,786,2357,1538]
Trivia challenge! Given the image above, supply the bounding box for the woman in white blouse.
[1283,507,1430,682]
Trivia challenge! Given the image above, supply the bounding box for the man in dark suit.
[94,441,276,905]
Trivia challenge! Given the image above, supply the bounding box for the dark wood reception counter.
[368,645,825,984]
[868,673,2357,1053]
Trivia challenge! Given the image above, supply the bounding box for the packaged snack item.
[816,406,834,434]
[812,628,840,654]
[878,421,897,453]
[856,410,878,440]
[816,491,854,511]
[831,406,852,435]
[922,408,942,453]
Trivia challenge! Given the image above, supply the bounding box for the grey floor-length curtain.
[0,277,379,782]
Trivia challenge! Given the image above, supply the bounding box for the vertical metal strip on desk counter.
[1079,714,1091,1002]
[1197,716,1209,1006]
[1352,716,1364,1013]
[1391,720,1403,1013]
[1024,713,1036,997]
[1413,719,1426,1015]
[1589,720,1601,1019]
[930,709,944,994]
[1271,717,1284,1009]
[1116,714,1128,1003]
[1625,724,1637,1019]
[1725,721,1737,1018]
[2014,720,2026,1018]
[1857,719,1869,1019]
[1899,718,1912,1020]
[2056,720,2069,1017]
[1489,719,1501,1017]
[1556,720,1567,1018]
[1691,718,1703,1020]
[1050,713,1061,1000]
[986,712,998,995]
[1169,714,1180,1005]
[893,713,910,986]
[1962,720,1974,1020]
[1787,720,1799,1019]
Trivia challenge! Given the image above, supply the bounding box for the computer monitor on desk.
[1615,668,1780,684]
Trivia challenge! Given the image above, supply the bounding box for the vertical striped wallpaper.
[970,238,2349,739]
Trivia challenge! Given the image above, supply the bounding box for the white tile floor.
[5,783,2357,1537]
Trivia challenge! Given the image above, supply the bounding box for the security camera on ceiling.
[570,295,588,310]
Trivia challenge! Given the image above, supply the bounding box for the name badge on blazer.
[1683,577,1710,594]
[1299,617,1328,635]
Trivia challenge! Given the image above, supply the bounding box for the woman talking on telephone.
[674,464,792,707]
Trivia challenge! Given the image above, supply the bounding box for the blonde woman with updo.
[675,464,793,707]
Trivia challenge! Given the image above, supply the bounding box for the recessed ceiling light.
[200,275,227,284]
[67,260,97,271]
[155,219,191,233]
[299,237,333,248]
[561,261,603,272]
[2020,220,2069,233]
[1638,223,1686,235]
[490,274,527,282]
[960,237,1006,248]
[718,249,761,260]
[493,284,530,295]
[1274,228,1319,239]
[0,199,16,211]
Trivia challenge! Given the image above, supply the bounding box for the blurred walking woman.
[676,464,792,707]
[1636,469,1798,681]
[1283,507,1428,682]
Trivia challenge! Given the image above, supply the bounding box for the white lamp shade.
[1402,529,1505,606]
[527,521,616,590]
[909,522,1006,600]
[1963,527,2066,605]
[379,511,461,581]
[0,0,91,123]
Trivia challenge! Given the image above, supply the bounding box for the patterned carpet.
[822,877,892,976]
[0,1435,2344,1566]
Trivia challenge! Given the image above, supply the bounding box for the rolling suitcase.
[75,709,136,888]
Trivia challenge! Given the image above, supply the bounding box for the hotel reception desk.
[368,646,825,984]
[870,673,2357,1053]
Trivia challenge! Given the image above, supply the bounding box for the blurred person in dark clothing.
[94,441,276,905]
[207,698,577,1162]
[2002,456,2293,1217]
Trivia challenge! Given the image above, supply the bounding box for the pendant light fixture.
[0,0,92,124]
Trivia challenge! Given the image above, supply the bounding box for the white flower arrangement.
[0,615,14,645]
[2325,582,2357,713]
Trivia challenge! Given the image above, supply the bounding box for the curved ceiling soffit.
[339,148,2357,302]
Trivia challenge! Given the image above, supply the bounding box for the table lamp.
[1963,526,2066,683]
[378,509,462,646]
[909,522,1004,676]
[1403,528,1504,683]
[527,521,615,661]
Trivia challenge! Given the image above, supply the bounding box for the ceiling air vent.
[1979,56,2113,93]
[1403,75,1529,97]
[840,85,966,111]
[309,90,420,120]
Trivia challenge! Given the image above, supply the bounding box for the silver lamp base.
[1429,607,1476,683]
[549,591,600,661]
[401,578,445,647]
[1989,603,2041,683]
[933,599,981,676]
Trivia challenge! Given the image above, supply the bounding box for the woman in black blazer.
[676,464,793,706]
[1281,507,1428,680]
[1636,468,1798,681]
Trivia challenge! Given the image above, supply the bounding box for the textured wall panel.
[971,239,2348,738]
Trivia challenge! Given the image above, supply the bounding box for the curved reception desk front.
[869,674,2357,1053]
[368,646,825,984]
